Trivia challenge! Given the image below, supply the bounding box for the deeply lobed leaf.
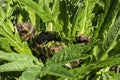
[72,0,99,36]
[101,15,120,59]
[0,18,32,55]
[0,60,35,72]
[19,66,43,80]
[47,44,91,66]
[42,65,73,78]
[16,0,53,22]
[0,51,38,62]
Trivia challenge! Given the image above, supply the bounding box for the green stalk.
[46,22,53,31]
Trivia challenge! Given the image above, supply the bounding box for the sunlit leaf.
[16,0,53,22]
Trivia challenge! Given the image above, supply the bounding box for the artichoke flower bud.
[76,35,90,43]
[16,22,35,41]
[46,41,66,57]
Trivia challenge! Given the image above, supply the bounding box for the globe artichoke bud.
[32,31,62,63]
[75,35,90,43]
[46,41,66,57]
[16,22,35,41]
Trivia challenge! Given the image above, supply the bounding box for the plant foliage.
[0,0,120,80]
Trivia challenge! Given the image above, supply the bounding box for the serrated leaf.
[16,0,53,22]
[95,55,120,68]
[102,73,112,80]
[19,66,43,80]
[55,0,69,36]
[92,0,111,40]
[27,9,36,26]
[0,7,6,20]
[93,0,120,41]
[72,0,98,36]
[69,64,94,77]
[92,0,120,60]
[69,54,120,78]
[0,38,11,52]
[101,15,120,58]
[0,19,32,55]
[6,0,15,20]
[52,0,60,19]
[0,60,35,72]
[6,20,14,32]
[0,51,38,62]
[47,44,91,66]
[43,65,73,78]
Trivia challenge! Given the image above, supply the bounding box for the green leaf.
[25,8,36,26]
[100,0,120,38]
[0,7,6,20]
[95,54,120,68]
[42,0,52,15]
[0,19,32,55]
[0,51,38,63]
[102,73,112,80]
[0,38,11,52]
[16,0,53,22]
[69,64,94,77]
[6,20,14,32]
[69,53,120,78]
[0,51,43,78]
[101,15,120,59]
[43,65,73,78]
[92,0,111,40]
[72,0,98,36]
[19,66,43,80]
[60,0,71,37]
[92,0,120,60]
[108,40,120,56]
[6,0,15,20]
[112,73,120,80]
[93,0,120,41]
[52,0,60,19]
[0,51,43,73]
[47,44,91,66]
[0,60,35,72]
